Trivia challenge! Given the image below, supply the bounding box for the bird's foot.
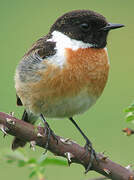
[43,120,58,154]
[84,139,98,173]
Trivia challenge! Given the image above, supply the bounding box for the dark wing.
[25,33,56,59]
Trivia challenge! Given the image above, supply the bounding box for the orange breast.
[16,47,109,114]
[31,47,109,101]
[64,47,109,97]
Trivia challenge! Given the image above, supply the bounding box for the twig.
[0,112,134,180]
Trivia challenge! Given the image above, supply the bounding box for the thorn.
[69,139,77,144]
[101,156,108,162]
[126,164,134,171]
[60,137,72,145]
[0,124,8,137]
[6,118,15,125]
[99,151,108,162]
[30,141,36,151]
[102,150,107,155]
[9,112,14,116]
[126,165,131,170]
[37,132,43,137]
[103,168,110,175]
[64,152,74,165]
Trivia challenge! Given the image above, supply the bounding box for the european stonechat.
[12,10,124,171]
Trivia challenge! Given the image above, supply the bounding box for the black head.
[50,10,124,48]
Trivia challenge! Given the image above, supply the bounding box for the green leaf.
[38,154,47,163]
[40,157,68,166]
[6,159,15,164]
[40,167,45,174]
[18,160,27,167]
[29,170,37,178]
[125,104,134,112]
[126,112,134,122]
[27,158,37,165]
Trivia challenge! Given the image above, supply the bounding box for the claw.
[84,141,98,173]
[44,124,51,152]
[43,124,58,154]
[40,114,58,154]
[84,147,94,173]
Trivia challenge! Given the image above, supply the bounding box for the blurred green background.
[0,0,134,179]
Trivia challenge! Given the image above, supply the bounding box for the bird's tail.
[12,110,39,150]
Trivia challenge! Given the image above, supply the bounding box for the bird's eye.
[80,23,90,32]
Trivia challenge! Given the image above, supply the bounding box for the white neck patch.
[46,31,94,68]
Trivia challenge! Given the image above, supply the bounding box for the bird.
[12,9,124,171]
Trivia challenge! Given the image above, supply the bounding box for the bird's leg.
[40,114,58,153]
[69,117,98,173]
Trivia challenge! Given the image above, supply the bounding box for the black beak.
[100,23,125,31]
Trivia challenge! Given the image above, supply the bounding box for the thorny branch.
[0,112,134,180]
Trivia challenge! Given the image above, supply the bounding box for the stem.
[0,112,134,180]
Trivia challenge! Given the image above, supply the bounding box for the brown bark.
[0,112,134,180]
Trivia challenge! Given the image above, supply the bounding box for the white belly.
[41,90,97,118]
